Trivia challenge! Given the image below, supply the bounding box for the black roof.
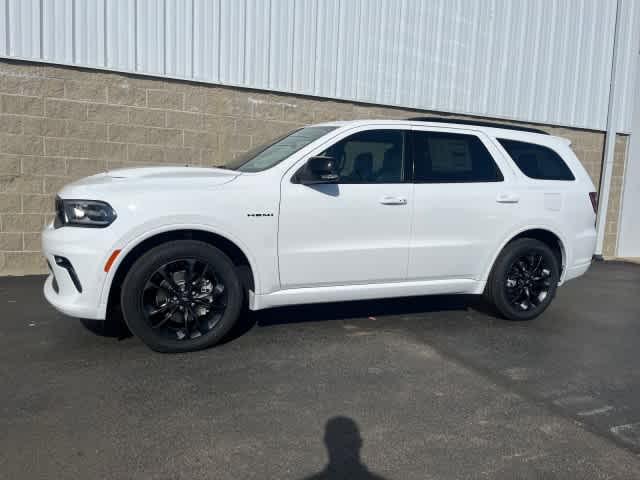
[407,117,549,135]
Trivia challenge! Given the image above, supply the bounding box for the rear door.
[408,127,519,281]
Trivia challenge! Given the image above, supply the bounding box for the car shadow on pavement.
[225,294,489,343]
[103,293,488,345]
[300,416,390,480]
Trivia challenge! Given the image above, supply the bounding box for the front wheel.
[120,240,243,353]
[486,238,560,321]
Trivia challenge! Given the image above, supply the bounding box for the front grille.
[54,196,65,229]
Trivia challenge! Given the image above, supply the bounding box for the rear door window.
[498,139,575,180]
[411,131,503,183]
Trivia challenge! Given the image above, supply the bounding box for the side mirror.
[297,156,339,184]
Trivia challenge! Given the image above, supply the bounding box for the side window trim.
[408,128,505,184]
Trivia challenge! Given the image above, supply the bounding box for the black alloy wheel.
[121,240,243,352]
[142,258,227,341]
[504,251,553,312]
[487,238,560,321]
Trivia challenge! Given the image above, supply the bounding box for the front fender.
[97,217,263,311]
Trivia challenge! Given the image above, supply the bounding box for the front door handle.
[379,196,407,205]
[496,193,520,204]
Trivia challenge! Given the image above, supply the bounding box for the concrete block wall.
[0,59,627,275]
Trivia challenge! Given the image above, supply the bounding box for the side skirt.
[249,279,484,311]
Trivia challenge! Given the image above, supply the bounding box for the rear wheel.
[487,238,560,321]
[120,240,243,353]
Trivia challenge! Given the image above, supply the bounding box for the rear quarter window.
[498,139,575,181]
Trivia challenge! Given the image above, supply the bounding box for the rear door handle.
[379,196,407,205]
[496,193,520,204]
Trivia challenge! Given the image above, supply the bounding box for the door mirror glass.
[297,156,339,184]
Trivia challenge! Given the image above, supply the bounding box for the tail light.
[589,192,598,214]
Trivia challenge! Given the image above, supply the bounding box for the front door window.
[317,129,405,183]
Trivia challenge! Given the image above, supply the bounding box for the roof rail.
[407,117,549,135]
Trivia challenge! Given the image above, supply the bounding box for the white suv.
[42,119,597,352]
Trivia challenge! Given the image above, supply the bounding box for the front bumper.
[44,274,104,319]
[41,222,117,320]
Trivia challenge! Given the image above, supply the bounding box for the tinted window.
[231,126,336,172]
[317,129,405,183]
[412,131,503,183]
[498,139,575,180]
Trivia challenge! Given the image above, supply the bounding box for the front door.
[278,128,412,288]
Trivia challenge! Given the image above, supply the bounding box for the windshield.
[226,126,337,172]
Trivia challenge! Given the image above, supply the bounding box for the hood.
[59,166,240,197]
[107,166,240,180]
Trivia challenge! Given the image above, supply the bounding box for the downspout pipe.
[595,0,623,257]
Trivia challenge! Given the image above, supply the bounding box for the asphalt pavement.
[1,261,640,479]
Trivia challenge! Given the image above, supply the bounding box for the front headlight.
[54,197,117,228]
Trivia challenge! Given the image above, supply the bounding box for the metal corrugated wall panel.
[245,0,270,88]
[75,0,106,67]
[292,0,317,94]
[192,0,220,83]
[268,0,294,92]
[312,0,339,97]
[105,0,135,72]
[616,0,640,132]
[1,0,638,132]
[165,0,193,79]
[0,0,5,56]
[136,0,165,75]
[219,0,245,85]
[42,0,72,64]
[8,0,41,59]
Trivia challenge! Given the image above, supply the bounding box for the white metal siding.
[618,59,640,257]
[1,0,638,132]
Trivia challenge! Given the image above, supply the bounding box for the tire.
[120,240,243,353]
[486,238,560,321]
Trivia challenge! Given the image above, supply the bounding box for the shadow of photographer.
[301,416,390,480]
